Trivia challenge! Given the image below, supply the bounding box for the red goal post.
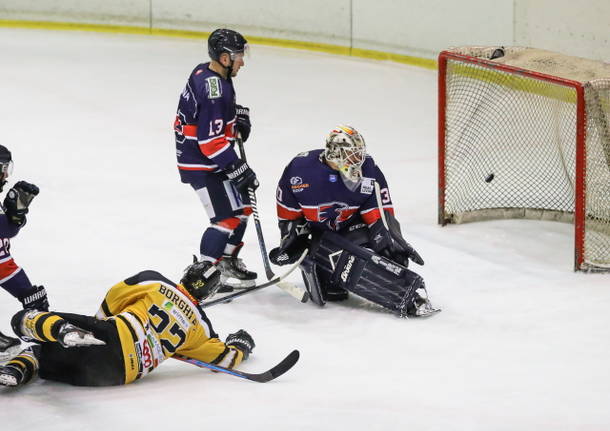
[438,47,610,272]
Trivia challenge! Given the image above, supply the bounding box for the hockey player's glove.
[226,329,255,360]
[269,219,310,266]
[19,285,49,311]
[3,181,39,226]
[368,213,424,267]
[225,160,258,195]
[235,105,251,142]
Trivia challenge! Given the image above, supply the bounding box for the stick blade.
[246,349,300,383]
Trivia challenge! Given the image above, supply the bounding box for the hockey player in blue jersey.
[174,29,258,292]
[0,145,48,359]
[269,126,438,317]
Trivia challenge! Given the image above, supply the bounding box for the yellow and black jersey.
[95,270,245,384]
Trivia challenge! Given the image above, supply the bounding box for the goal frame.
[437,50,589,271]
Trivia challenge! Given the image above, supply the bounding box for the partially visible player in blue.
[0,145,49,359]
[268,126,438,317]
[174,29,259,292]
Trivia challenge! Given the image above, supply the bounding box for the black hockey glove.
[368,213,424,267]
[269,219,311,266]
[225,329,255,360]
[225,160,259,194]
[3,181,39,226]
[19,285,49,311]
[235,105,251,142]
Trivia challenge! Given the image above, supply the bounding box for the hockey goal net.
[438,46,610,271]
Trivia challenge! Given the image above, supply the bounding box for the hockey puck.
[485,173,495,183]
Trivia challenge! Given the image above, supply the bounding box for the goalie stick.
[202,250,308,308]
[173,349,300,383]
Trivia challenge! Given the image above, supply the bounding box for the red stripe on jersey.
[182,124,198,138]
[277,204,303,220]
[199,136,228,157]
[0,258,19,279]
[301,206,320,222]
[361,207,395,225]
[174,116,198,138]
[242,207,253,216]
[177,165,216,171]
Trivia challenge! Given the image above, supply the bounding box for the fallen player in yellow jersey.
[0,260,255,387]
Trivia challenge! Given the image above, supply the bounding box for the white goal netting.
[439,47,610,271]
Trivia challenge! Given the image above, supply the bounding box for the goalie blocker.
[301,230,438,317]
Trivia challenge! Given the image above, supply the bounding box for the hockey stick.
[202,250,308,308]
[236,137,274,280]
[246,187,275,280]
[236,136,309,303]
[173,349,300,383]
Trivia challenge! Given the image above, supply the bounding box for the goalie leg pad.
[300,257,325,306]
[312,231,423,316]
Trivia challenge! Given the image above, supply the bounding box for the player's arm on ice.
[363,165,424,267]
[269,165,310,265]
[176,330,255,369]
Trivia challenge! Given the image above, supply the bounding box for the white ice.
[1,28,609,431]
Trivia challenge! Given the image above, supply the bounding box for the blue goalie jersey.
[276,149,394,231]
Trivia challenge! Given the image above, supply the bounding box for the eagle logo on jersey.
[302,202,358,230]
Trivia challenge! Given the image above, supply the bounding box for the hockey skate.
[217,246,258,292]
[57,323,106,347]
[0,331,21,363]
[406,286,441,318]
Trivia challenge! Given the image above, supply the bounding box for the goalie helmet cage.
[438,46,610,272]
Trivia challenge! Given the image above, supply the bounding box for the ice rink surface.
[1,28,609,430]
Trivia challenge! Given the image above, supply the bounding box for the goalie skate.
[406,287,441,318]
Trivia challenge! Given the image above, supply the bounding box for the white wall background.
[0,0,608,61]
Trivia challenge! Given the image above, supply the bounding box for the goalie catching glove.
[269,219,310,266]
[3,181,39,226]
[368,211,424,267]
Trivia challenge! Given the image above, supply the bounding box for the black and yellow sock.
[5,346,39,385]
[11,310,65,343]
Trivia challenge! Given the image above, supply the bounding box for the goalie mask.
[0,145,13,193]
[324,125,366,184]
[180,260,222,302]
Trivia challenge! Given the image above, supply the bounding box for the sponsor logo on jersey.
[163,300,191,330]
[206,76,222,99]
[296,151,309,157]
[290,176,303,185]
[360,178,374,194]
[341,255,356,283]
[291,183,310,193]
[159,285,196,324]
[329,174,338,183]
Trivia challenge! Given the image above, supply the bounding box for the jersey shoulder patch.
[205,76,222,99]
